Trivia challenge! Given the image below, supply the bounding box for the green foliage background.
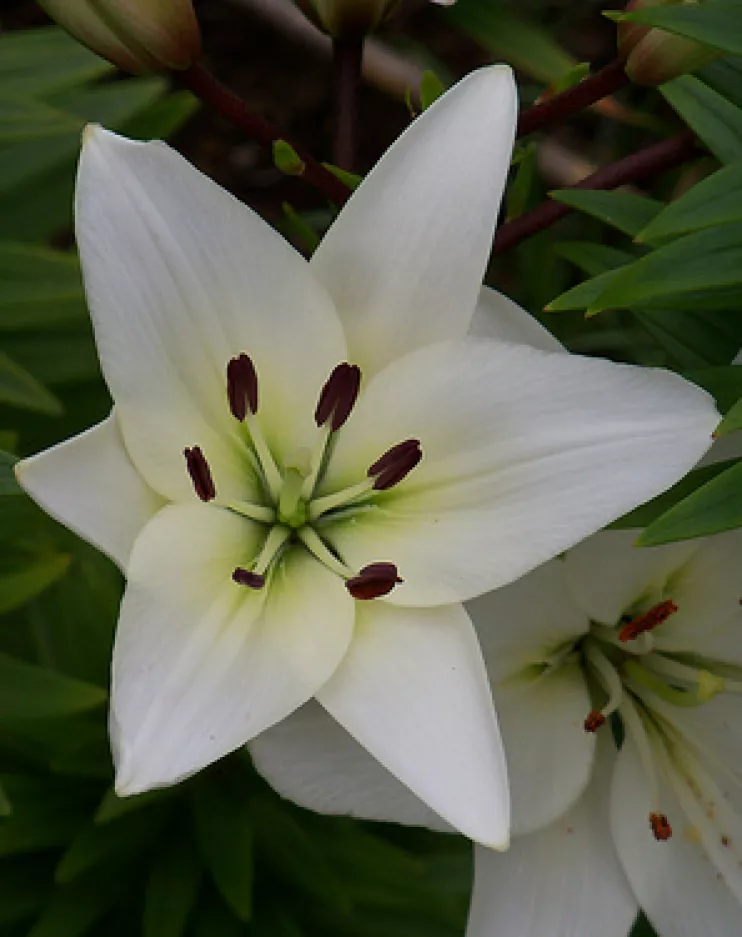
[1,2,741,935]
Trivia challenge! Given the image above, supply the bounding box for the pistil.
[619,693,672,841]
[624,659,715,708]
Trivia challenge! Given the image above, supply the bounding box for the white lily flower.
[16,67,718,848]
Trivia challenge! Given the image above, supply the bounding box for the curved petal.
[564,530,697,627]
[250,701,450,832]
[15,411,164,570]
[322,338,718,605]
[611,736,742,937]
[311,67,517,375]
[316,601,509,848]
[468,740,637,937]
[112,504,355,795]
[470,286,563,353]
[76,127,346,501]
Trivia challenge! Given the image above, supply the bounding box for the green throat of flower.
[184,353,421,601]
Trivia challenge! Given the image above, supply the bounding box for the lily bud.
[618,0,720,86]
[293,0,455,39]
[39,0,201,75]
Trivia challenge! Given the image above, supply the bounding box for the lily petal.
[469,561,594,835]
[311,67,517,375]
[316,600,509,848]
[112,503,354,795]
[250,701,450,832]
[76,127,346,501]
[611,736,742,937]
[15,411,164,570]
[470,285,563,353]
[323,339,718,605]
[468,739,637,937]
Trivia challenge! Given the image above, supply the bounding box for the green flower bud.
[39,0,201,74]
[618,0,720,87]
[293,0,455,39]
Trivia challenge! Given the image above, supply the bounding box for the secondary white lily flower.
[16,67,717,848]
[253,524,742,936]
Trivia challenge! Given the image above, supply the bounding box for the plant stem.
[179,61,351,205]
[332,37,364,170]
[517,59,629,138]
[493,129,699,254]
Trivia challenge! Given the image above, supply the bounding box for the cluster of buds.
[39,0,200,74]
[292,0,455,40]
[618,0,720,86]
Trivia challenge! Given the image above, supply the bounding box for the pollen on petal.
[649,812,673,841]
[184,446,216,502]
[369,439,422,490]
[619,600,678,642]
[346,562,403,600]
[227,353,259,421]
[232,567,266,589]
[315,363,362,431]
[584,710,606,733]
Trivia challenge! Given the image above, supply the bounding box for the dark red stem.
[332,37,364,170]
[517,59,629,138]
[179,62,351,205]
[493,129,699,254]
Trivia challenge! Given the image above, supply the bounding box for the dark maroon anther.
[346,563,403,600]
[368,439,422,490]
[232,568,266,589]
[184,446,216,502]
[227,353,259,421]
[315,363,362,431]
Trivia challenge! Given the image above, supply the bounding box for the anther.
[368,439,422,490]
[227,353,259,421]
[619,600,678,643]
[649,812,673,841]
[584,710,606,733]
[346,563,403,600]
[184,446,216,502]
[315,363,362,431]
[232,568,266,589]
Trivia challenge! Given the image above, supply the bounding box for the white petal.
[250,701,450,832]
[76,127,346,500]
[611,736,742,937]
[112,504,354,794]
[316,601,509,848]
[322,338,718,605]
[564,529,697,627]
[468,739,637,937]
[310,67,517,375]
[14,411,164,570]
[468,560,595,835]
[469,286,563,353]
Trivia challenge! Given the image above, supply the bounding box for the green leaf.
[0,553,71,615]
[0,449,19,496]
[637,458,742,544]
[715,397,742,436]
[95,787,172,825]
[662,76,742,164]
[588,223,742,313]
[684,365,742,411]
[555,242,637,278]
[619,4,742,57]
[143,833,202,937]
[0,352,62,414]
[0,775,97,856]
[0,652,105,721]
[26,874,125,937]
[0,94,79,142]
[0,243,85,330]
[635,308,742,367]
[420,70,446,110]
[639,160,742,243]
[0,27,112,97]
[0,857,53,925]
[190,777,255,922]
[0,781,10,817]
[550,190,663,237]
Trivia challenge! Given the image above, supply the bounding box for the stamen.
[308,477,374,520]
[584,711,606,733]
[297,527,353,578]
[232,568,265,589]
[649,812,673,841]
[184,446,216,502]
[252,525,292,577]
[315,363,362,431]
[346,563,403,600]
[619,600,678,643]
[368,439,422,491]
[583,639,624,727]
[227,353,258,421]
[222,499,276,524]
[245,412,282,502]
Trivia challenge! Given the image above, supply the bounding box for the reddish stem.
[180,62,351,205]
[493,129,699,254]
[517,59,629,138]
[332,37,364,170]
